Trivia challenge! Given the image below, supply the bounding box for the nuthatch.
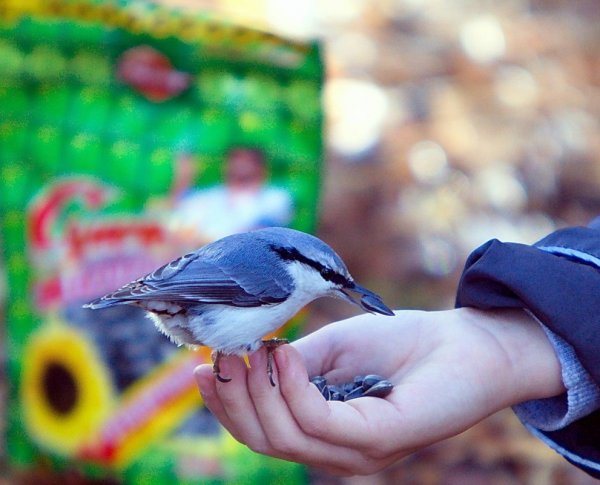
[85,227,394,385]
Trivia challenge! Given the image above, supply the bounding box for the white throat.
[284,260,337,302]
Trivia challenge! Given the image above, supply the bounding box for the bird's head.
[261,227,395,316]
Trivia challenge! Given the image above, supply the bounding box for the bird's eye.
[321,267,347,286]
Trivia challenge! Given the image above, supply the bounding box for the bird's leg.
[262,338,289,387]
[212,350,232,383]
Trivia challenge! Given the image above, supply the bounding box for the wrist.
[460,307,565,406]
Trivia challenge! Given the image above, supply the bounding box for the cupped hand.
[194,308,563,475]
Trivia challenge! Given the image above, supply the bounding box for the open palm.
[194,308,563,475]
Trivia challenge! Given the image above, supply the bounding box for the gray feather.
[85,231,294,309]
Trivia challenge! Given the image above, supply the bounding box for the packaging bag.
[0,0,322,482]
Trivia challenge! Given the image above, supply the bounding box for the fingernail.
[194,363,211,377]
[193,365,212,394]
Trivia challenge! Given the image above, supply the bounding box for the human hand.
[194,308,564,475]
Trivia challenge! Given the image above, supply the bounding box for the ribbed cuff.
[513,319,600,431]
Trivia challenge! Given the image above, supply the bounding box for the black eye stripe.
[270,245,350,286]
[320,267,349,286]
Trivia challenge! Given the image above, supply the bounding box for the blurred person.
[194,217,600,478]
[170,148,293,243]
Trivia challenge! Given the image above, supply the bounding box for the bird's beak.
[337,282,395,316]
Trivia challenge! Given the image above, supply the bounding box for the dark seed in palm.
[342,382,356,393]
[343,386,365,401]
[309,374,393,401]
[353,375,365,386]
[362,374,387,391]
[363,380,394,398]
[310,375,327,393]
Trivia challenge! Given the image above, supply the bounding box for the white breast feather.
[188,261,335,354]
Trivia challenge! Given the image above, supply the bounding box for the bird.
[84,227,395,386]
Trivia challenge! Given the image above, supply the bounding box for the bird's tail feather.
[83,296,124,309]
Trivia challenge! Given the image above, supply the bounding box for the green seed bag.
[0,1,322,482]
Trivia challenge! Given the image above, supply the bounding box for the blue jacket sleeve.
[455,218,600,478]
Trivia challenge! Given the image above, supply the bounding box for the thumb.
[290,325,337,378]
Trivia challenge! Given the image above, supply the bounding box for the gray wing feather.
[86,234,292,308]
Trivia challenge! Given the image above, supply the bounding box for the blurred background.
[2,0,600,483]
[167,0,600,310]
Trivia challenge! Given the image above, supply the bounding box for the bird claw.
[215,373,232,383]
[262,338,289,387]
[212,351,232,383]
[212,340,288,386]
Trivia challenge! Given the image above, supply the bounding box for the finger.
[204,354,270,449]
[246,346,380,471]
[292,314,389,380]
[277,344,402,453]
[291,328,335,377]
[196,360,395,477]
[194,364,237,431]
